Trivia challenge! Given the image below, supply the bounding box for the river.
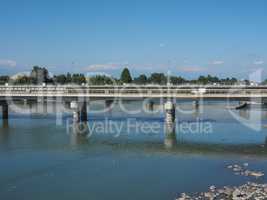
[0,100,267,200]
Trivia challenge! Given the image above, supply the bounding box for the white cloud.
[10,71,30,79]
[210,60,224,65]
[84,61,131,72]
[178,66,206,72]
[84,63,120,71]
[253,60,264,65]
[0,59,16,67]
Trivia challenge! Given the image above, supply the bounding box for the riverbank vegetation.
[0,66,255,86]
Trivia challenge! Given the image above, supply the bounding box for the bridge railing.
[0,85,267,96]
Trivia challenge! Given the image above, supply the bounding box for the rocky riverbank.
[177,182,267,200]
[176,163,266,200]
[227,163,264,178]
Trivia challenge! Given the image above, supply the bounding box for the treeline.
[88,68,240,85]
[0,66,86,85]
[0,66,252,86]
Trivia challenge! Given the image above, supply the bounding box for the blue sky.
[0,0,267,79]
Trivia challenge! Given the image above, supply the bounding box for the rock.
[209,185,216,191]
[204,191,214,199]
[223,186,234,195]
[176,193,191,200]
[233,167,242,172]
[177,182,267,200]
[244,170,250,176]
[232,189,247,200]
[249,171,264,178]
[226,163,265,179]
[217,189,225,194]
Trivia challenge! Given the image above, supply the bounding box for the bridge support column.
[193,100,199,108]
[2,102,8,120]
[81,101,88,122]
[23,99,27,106]
[80,101,89,134]
[164,101,175,125]
[164,101,176,149]
[1,102,9,128]
[70,101,80,123]
[70,101,88,135]
[105,99,114,111]
[164,131,177,149]
[147,101,154,111]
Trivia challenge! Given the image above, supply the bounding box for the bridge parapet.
[0,85,267,99]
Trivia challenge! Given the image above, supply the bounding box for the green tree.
[14,75,32,85]
[120,68,132,84]
[148,73,167,85]
[170,76,186,85]
[72,74,86,85]
[54,74,67,84]
[133,74,147,85]
[0,76,9,85]
[89,75,115,85]
[66,73,72,83]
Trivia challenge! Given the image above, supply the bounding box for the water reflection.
[0,119,10,150]
[239,109,250,120]
[69,131,88,146]
[164,119,177,149]
[146,101,155,112]
[2,100,267,148]
[164,131,177,149]
[2,119,8,129]
[71,122,89,135]
[192,105,200,118]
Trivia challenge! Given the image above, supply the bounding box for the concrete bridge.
[1,85,267,136]
[0,85,267,99]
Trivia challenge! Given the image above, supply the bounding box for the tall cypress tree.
[120,68,132,83]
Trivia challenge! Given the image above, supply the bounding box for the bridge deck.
[0,85,267,99]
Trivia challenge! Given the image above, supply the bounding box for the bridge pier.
[193,100,199,109]
[70,101,88,135]
[80,101,88,122]
[23,99,27,106]
[70,101,80,123]
[164,101,175,125]
[2,102,8,120]
[164,131,177,149]
[164,101,176,148]
[147,101,154,111]
[105,99,114,110]
[1,102,9,128]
